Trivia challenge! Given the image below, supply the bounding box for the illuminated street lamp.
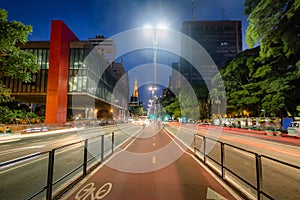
[144,24,167,124]
[144,24,167,98]
[148,86,157,98]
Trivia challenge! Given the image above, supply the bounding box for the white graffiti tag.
[75,182,112,200]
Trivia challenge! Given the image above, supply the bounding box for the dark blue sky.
[2,0,249,103]
[2,0,248,47]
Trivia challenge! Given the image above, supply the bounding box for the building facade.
[1,20,128,124]
[172,20,242,88]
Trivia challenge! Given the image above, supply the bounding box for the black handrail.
[1,126,298,200]
[0,151,48,168]
[0,131,115,200]
[193,133,300,200]
[261,154,300,170]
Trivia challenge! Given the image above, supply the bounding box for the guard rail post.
[255,154,262,200]
[221,142,225,179]
[111,132,114,153]
[83,139,88,176]
[101,135,104,162]
[193,134,196,154]
[46,149,55,200]
[203,137,206,164]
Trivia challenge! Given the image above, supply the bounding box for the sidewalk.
[60,126,241,200]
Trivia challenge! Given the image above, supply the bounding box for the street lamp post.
[144,24,167,123]
[144,24,167,98]
[148,87,157,119]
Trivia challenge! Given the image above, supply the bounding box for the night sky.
[1,0,248,104]
[1,0,248,43]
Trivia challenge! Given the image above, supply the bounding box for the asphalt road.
[0,124,141,162]
[0,123,299,199]
[61,124,239,200]
[0,124,143,200]
[165,124,300,200]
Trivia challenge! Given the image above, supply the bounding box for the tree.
[130,106,145,117]
[0,9,39,94]
[0,9,39,122]
[244,0,300,116]
[165,98,181,119]
[219,47,263,116]
[192,83,210,119]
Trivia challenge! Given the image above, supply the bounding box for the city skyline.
[1,0,248,108]
[2,0,248,51]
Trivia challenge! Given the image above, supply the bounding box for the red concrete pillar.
[45,20,78,124]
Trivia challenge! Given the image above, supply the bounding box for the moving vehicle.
[287,121,300,136]
[25,126,48,133]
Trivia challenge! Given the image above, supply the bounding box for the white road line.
[0,139,21,144]
[164,128,244,200]
[0,145,45,156]
[152,156,156,164]
[0,143,82,175]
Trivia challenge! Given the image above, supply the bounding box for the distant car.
[26,127,41,133]
[199,122,209,126]
[41,127,48,132]
[26,127,48,133]
[224,121,232,127]
[287,121,300,136]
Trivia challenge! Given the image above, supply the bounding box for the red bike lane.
[61,126,240,200]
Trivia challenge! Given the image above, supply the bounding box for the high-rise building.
[88,35,116,63]
[172,20,242,88]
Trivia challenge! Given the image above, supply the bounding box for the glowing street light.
[149,86,157,98]
[144,23,168,123]
[144,24,168,98]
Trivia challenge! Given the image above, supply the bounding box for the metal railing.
[0,132,115,200]
[193,133,300,200]
[1,126,299,200]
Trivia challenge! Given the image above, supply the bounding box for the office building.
[172,20,242,87]
[0,20,128,124]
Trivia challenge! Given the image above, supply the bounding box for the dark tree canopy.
[213,0,300,117]
[0,9,39,84]
[0,9,40,123]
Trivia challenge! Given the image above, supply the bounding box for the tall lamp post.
[144,24,167,121]
[144,24,167,98]
[148,87,157,119]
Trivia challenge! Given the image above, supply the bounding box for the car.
[26,126,48,133]
[41,126,48,132]
[287,121,300,136]
[224,121,232,127]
